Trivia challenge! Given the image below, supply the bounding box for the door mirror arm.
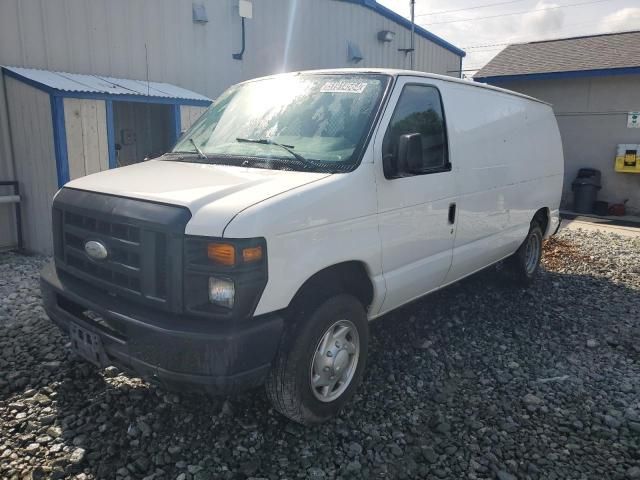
[382,154,398,179]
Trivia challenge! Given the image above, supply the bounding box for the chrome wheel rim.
[524,232,541,274]
[310,319,360,403]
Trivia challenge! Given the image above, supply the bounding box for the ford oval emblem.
[84,240,108,261]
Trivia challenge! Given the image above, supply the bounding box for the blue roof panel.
[2,66,211,103]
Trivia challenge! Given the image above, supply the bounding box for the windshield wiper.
[189,137,207,160]
[236,138,308,163]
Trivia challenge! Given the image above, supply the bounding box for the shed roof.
[475,30,640,82]
[2,66,211,105]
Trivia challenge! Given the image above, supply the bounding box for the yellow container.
[615,144,640,173]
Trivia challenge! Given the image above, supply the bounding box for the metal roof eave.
[475,66,640,83]
[345,0,466,58]
[1,67,211,107]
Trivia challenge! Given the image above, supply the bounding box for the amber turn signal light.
[207,243,236,265]
[242,246,263,263]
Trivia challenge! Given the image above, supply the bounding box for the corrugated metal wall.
[4,77,58,254]
[0,0,463,250]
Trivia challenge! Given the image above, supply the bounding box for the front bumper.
[40,262,284,394]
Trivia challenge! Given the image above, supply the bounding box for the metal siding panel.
[5,77,57,254]
[0,72,17,249]
[0,0,23,66]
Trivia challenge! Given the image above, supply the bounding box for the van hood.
[64,159,330,236]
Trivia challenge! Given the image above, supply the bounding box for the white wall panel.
[4,77,58,254]
[64,98,109,180]
[180,105,208,133]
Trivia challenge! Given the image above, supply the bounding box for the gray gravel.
[1,227,639,480]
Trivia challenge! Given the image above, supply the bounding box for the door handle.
[448,203,457,224]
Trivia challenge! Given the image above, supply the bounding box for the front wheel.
[265,294,369,425]
[507,222,543,285]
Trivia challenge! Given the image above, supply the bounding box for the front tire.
[265,294,369,425]
[507,222,543,285]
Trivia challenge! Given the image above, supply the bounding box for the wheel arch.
[287,261,375,316]
[532,207,550,236]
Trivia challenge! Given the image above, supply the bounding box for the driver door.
[373,77,458,314]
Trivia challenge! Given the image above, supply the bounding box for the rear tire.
[507,222,543,285]
[265,294,369,425]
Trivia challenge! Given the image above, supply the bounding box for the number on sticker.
[320,81,368,94]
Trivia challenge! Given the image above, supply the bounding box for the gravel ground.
[0,227,639,480]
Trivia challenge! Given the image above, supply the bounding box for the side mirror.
[398,133,423,173]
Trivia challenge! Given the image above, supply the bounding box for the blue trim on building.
[475,66,640,84]
[344,0,466,58]
[3,67,57,95]
[170,105,182,147]
[49,96,69,187]
[105,100,117,169]
[2,67,211,107]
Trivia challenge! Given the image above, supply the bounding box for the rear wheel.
[265,294,369,425]
[507,222,543,285]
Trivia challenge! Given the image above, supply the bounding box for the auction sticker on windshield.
[320,81,368,94]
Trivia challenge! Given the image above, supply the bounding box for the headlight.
[208,277,235,308]
[184,236,268,320]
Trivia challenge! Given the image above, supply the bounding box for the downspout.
[232,17,246,60]
[410,0,415,70]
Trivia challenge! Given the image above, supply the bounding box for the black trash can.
[571,168,601,214]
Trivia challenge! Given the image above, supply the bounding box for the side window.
[382,84,449,177]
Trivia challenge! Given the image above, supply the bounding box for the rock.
[627,466,640,479]
[522,393,542,405]
[497,471,517,480]
[345,461,361,473]
[422,447,438,464]
[586,339,598,348]
[348,442,363,457]
[390,444,403,456]
[167,445,181,455]
[220,400,233,417]
[104,366,119,378]
[69,447,86,465]
[308,467,326,478]
[604,415,621,429]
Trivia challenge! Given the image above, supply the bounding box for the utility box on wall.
[615,144,640,174]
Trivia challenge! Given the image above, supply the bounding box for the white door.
[373,78,457,315]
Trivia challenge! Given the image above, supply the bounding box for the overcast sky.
[377,0,640,75]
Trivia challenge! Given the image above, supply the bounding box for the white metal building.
[0,0,465,253]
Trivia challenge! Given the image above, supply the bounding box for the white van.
[41,69,563,424]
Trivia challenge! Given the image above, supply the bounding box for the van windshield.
[170,74,389,173]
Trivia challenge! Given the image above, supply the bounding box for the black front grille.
[62,211,144,295]
[52,188,191,312]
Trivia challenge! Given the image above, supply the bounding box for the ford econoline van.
[41,69,563,424]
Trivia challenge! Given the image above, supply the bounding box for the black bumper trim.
[41,262,283,394]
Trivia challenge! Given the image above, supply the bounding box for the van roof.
[240,68,550,106]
